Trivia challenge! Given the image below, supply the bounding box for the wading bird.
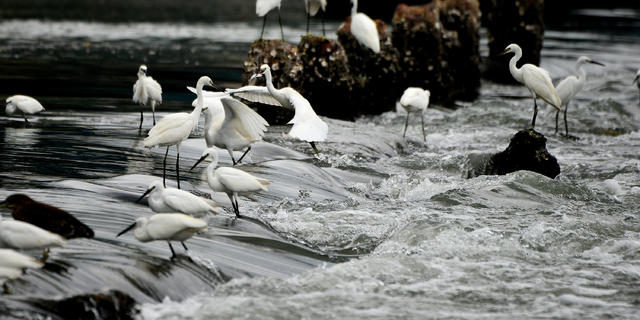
[305,0,327,35]
[0,219,66,260]
[116,213,207,259]
[554,56,605,136]
[633,69,640,104]
[0,194,94,239]
[257,0,284,40]
[185,89,269,165]
[144,76,220,189]
[136,181,219,217]
[400,87,430,141]
[232,64,327,154]
[133,65,163,132]
[5,95,45,125]
[501,43,561,129]
[0,248,44,294]
[349,0,380,53]
[192,148,270,218]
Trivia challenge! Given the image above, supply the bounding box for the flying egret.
[501,43,561,129]
[0,194,94,239]
[143,76,219,189]
[633,69,640,104]
[5,95,45,125]
[185,88,269,165]
[400,87,430,141]
[554,56,605,136]
[116,213,207,259]
[193,147,270,218]
[305,0,327,35]
[233,64,327,154]
[0,248,44,293]
[133,65,163,131]
[136,181,219,216]
[349,0,380,53]
[257,0,284,40]
[0,218,66,260]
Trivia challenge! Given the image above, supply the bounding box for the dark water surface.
[1,8,640,320]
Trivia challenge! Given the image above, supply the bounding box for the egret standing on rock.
[400,87,430,141]
[633,69,640,104]
[502,43,561,129]
[133,65,163,131]
[186,89,269,165]
[136,181,219,217]
[0,219,66,259]
[5,95,44,125]
[554,56,605,136]
[116,213,207,259]
[193,148,270,218]
[144,76,219,189]
[349,0,380,53]
[257,0,285,41]
[305,0,327,35]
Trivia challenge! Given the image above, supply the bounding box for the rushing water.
[1,8,640,320]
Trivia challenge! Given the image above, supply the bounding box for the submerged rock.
[468,129,560,179]
[31,290,137,320]
[392,0,481,105]
[481,0,545,83]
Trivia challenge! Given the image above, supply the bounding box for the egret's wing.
[522,64,562,109]
[146,214,207,240]
[162,189,219,214]
[256,0,281,16]
[217,167,270,192]
[0,249,44,270]
[220,97,269,142]
[147,112,189,137]
[227,86,283,107]
[281,88,328,142]
[556,75,581,105]
[400,87,428,111]
[9,95,45,114]
[351,13,380,54]
[144,77,163,103]
[133,79,143,102]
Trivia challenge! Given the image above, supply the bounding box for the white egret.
[400,87,430,141]
[133,65,163,131]
[554,56,605,136]
[235,64,327,154]
[305,0,327,35]
[0,248,43,293]
[5,95,45,125]
[0,219,66,260]
[633,69,640,104]
[116,213,207,259]
[186,88,269,165]
[136,181,219,216]
[349,0,380,53]
[143,76,219,189]
[501,43,561,129]
[257,0,284,40]
[194,147,270,218]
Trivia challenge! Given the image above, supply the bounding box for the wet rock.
[481,0,545,83]
[30,290,138,320]
[392,0,481,105]
[297,35,355,120]
[337,16,402,116]
[469,129,560,179]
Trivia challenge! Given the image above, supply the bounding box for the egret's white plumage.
[202,147,270,218]
[137,181,219,216]
[0,248,43,287]
[248,64,328,153]
[144,76,215,189]
[350,0,380,54]
[0,219,66,251]
[186,88,269,164]
[133,65,163,130]
[554,56,604,136]
[117,213,207,259]
[256,0,284,40]
[400,87,430,141]
[503,43,561,129]
[5,95,45,124]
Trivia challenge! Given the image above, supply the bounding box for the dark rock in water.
[481,0,545,83]
[30,290,137,320]
[298,35,355,121]
[337,16,402,116]
[392,0,481,105]
[468,129,560,179]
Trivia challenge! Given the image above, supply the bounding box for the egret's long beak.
[190,154,209,172]
[117,222,137,237]
[498,49,510,56]
[202,106,209,111]
[590,60,605,67]
[210,82,226,92]
[136,186,155,203]
[634,75,639,85]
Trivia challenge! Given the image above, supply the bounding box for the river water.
[1,8,640,320]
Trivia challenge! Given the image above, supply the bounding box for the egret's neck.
[137,72,145,80]
[206,151,219,183]
[351,0,357,15]
[576,62,587,83]
[192,83,205,122]
[508,50,524,83]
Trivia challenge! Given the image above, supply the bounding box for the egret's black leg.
[260,15,267,39]
[530,99,538,129]
[278,10,285,41]
[163,147,169,187]
[306,9,310,34]
[403,112,410,138]
[176,150,181,189]
[234,196,242,218]
[564,103,569,137]
[168,241,176,259]
[421,113,426,142]
[237,146,251,164]
[181,242,188,251]
[554,109,560,135]
[139,111,144,132]
[3,283,10,295]
[309,142,319,155]
[152,109,156,125]
[42,248,50,262]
